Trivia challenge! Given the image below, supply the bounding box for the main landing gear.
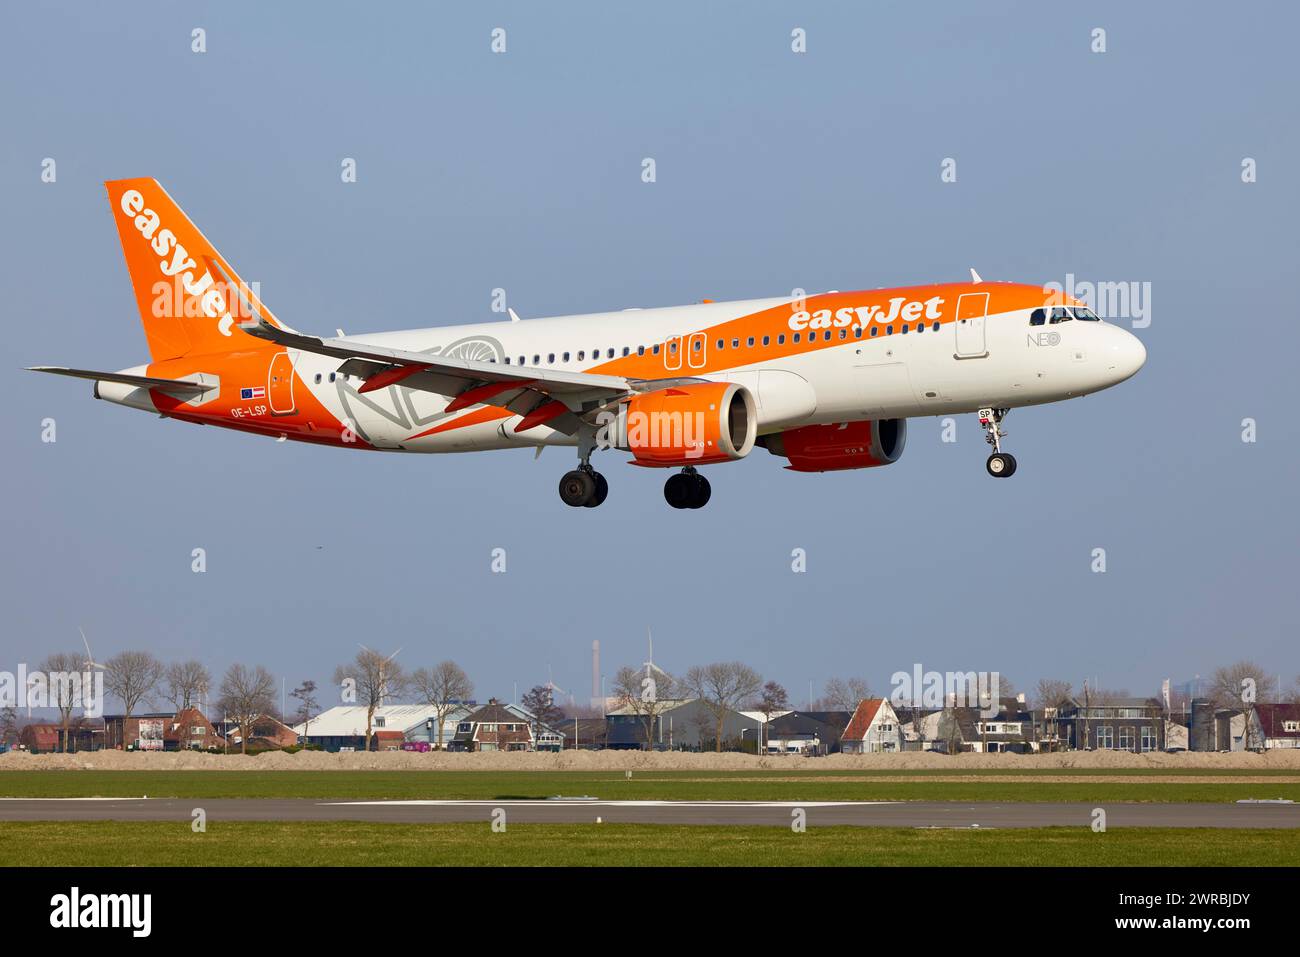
[559,466,608,508]
[664,466,711,509]
[979,407,1017,478]
[558,428,609,508]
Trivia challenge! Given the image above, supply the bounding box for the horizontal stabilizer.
[27,366,209,396]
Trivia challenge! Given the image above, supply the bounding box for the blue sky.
[3,1,1297,713]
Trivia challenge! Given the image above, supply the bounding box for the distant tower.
[591,640,601,709]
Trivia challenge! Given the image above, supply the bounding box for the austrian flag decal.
[239,386,265,400]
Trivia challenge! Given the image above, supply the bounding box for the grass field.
[0,821,1295,866]
[0,770,1296,803]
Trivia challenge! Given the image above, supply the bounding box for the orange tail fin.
[106,178,287,361]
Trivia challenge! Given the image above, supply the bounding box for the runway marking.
[321,799,901,808]
[0,797,151,801]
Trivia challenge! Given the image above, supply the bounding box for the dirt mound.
[3,748,1298,772]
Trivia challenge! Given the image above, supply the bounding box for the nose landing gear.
[664,466,711,509]
[979,408,1017,478]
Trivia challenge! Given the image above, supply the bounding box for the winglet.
[970,267,983,284]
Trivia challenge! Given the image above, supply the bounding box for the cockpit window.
[1072,306,1101,321]
[1029,308,1046,326]
[1048,307,1073,324]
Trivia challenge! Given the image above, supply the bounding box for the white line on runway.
[321,800,900,808]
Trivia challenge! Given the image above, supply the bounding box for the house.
[164,708,224,751]
[1055,697,1164,752]
[102,712,176,750]
[1252,703,1300,750]
[839,699,902,753]
[561,717,610,750]
[763,711,852,755]
[972,697,1036,753]
[220,713,296,750]
[294,704,465,751]
[605,698,761,751]
[450,699,534,752]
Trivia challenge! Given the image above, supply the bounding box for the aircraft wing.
[239,317,636,435]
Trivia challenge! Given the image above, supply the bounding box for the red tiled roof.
[842,699,884,741]
[1256,703,1300,738]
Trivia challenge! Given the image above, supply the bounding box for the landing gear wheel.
[559,469,596,507]
[986,452,1017,478]
[664,473,693,509]
[687,473,711,509]
[583,471,608,508]
[665,470,712,509]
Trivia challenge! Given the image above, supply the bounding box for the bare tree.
[40,652,84,753]
[333,648,406,752]
[684,662,762,753]
[937,708,963,754]
[1034,679,1073,712]
[289,680,319,742]
[163,660,212,712]
[752,681,789,752]
[0,706,18,747]
[218,664,276,754]
[612,665,679,750]
[1208,661,1272,710]
[520,685,565,747]
[821,677,871,713]
[410,661,473,749]
[105,651,164,719]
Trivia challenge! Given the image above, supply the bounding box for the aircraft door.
[268,350,298,415]
[954,292,990,358]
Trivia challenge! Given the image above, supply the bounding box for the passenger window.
[607,348,615,358]
[823,330,831,341]
[870,327,878,337]
[562,352,570,362]
[762,335,770,346]
[577,350,585,361]
[901,324,908,334]
[915,322,923,333]
[314,373,322,383]
[732,338,740,348]
[853,327,862,338]
[1029,308,1046,326]
[533,355,540,365]
[547,353,555,363]
[932,321,939,331]
[793,333,801,343]
[886,325,893,335]
[518,356,525,366]
[669,342,677,354]
[652,344,660,355]
[504,357,510,365]
[622,347,630,356]
[778,334,786,345]
[838,329,846,339]
[693,339,702,352]
[637,346,645,356]
[747,336,755,347]
[329,372,336,382]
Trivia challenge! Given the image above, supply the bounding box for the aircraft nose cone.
[1108,328,1146,382]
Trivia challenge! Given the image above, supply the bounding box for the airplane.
[30,178,1146,509]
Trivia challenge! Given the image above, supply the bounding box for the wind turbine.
[546,665,574,708]
[643,627,669,680]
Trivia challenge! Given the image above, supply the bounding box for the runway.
[0,798,1297,828]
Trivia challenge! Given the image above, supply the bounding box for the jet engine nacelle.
[762,418,906,472]
[606,381,757,467]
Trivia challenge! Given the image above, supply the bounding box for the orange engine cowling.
[611,381,757,467]
[762,419,906,472]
